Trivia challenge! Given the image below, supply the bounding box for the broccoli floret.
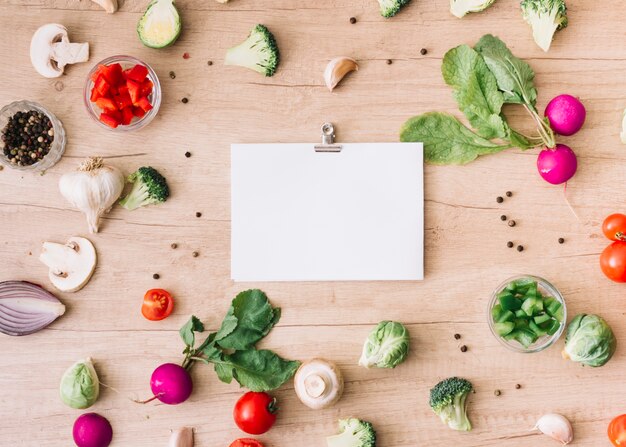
[326,418,376,447]
[450,0,497,18]
[378,0,411,18]
[429,377,473,431]
[119,166,170,210]
[521,0,568,52]
[225,24,279,77]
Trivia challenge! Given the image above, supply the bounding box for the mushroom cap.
[30,23,69,78]
[294,358,344,410]
[39,237,97,293]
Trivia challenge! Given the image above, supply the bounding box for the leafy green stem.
[523,104,555,148]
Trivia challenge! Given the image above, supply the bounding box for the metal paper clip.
[314,123,342,152]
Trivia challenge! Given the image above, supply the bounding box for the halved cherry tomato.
[233,392,277,435]
[142,289,174,321]
[600,241,626,283]
[603,214,626,241]
[229,439,265,447]
[609,414,626,446]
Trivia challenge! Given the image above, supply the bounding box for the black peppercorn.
[171,243,178,249]
[558,237,565,244]
[349,17,357,24]
[1,110,53,166]
[496,196,504,203]
[420,48,427,55]
[181,97,189,104]
[184,151,191,158]
[494,390,501,396]
[454,333,461,340]
[192,251,199,257]
[196,212,202,218]
[500,215,507,221]
[517,245,524,252]
[515,384,521,389]
[386,59,392,65]
[153,273,160,280]
[169,71,176,79]
[508,220,516,227]
[507,241,514,248]
[506,191,512,197]
[207,60,213,66]
[460,345,468,352]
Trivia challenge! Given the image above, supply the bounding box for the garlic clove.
[324,57,358,92]
[169,427,193,447]
[91,0,118,13]
[534,413,574,445]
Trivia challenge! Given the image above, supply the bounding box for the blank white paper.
[231,143,423,281]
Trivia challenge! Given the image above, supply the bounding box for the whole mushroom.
[30,24,89,78]
[294,359,343,410]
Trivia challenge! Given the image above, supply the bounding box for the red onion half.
[0,281,65,336]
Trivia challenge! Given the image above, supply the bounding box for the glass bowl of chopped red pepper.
[83,55,161,131]
[488,275,566,353]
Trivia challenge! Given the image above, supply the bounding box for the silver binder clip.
[314,123,342,152]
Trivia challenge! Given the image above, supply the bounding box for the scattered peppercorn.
[184,151,191,158]
[349,17,357,24]
[183,52,190,59]
[207,60,213,66]
[1,110,54,166]
[195,212,202,218]
[0,165,3,171]
[515,384,522,389]
[506,191,512,197]
[192,251,199,257]
[420,48,428,55]
[558,237,565,244]
[169,71,176,79]
[508,220,516,227]
[153,273,160,280]
[500,215,507,221]
[507,241,514,248]
[386,59,392,65]
[171,243,178,249]
[454,333,461,340]
[517,245,524,252]
[181,97,189,104]
[460,345,468,352]
[496,196,504,203]
[494,389,501,396]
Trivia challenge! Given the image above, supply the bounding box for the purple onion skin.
[72,413,113,447]
[150,363,193,405]
[545,94,586,136]
[0,281,65,336]
[537,144,578,185]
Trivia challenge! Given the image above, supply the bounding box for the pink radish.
[537,144,577,185]
[545,94,586,136]
[148,363,193,405]
[72,413,113,447]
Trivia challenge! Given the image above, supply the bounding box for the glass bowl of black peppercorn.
[0,100,66,172]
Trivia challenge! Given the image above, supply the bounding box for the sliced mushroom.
[91,0,118,13]
[169,427,194,447]
[30,24,89,78]
[294,358,344,410]
[39,237,97,293]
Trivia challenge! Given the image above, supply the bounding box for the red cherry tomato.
[600,242,626,283]
[609,414,626,446]
[229,439,265,447]
[233,392,277,435]
[141,289,174,321]
[603,214,626,241]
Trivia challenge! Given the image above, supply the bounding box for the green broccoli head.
[119,166,170,210]
[225,24,279,77]
[520,0,568,52]
[378,0,411,18]
[326,418,376,447]
[429,377,473,431]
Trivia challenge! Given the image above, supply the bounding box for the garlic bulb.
[534,413,574,445]
[59,157,125,233]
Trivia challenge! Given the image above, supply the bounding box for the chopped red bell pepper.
[118,84,129,96]
[90,86,100,102]
[94,76,110,97]
[127,79,142,104]
[99,63,123,85]
[95,97,118,113]
[99,112,120,128]
[132,106,146,118]
[113,92,133,110]
[121,107,134,125]
[136,97,153,113]
[125,64,149,83]
[141,79,153,97]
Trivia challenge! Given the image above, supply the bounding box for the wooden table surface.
[1,0,625,445]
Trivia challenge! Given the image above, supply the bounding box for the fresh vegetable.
[400,34,556,164]
[60,358,100,409]
[544,94,586,136]
[59,157,125,233]
[0,280,65,336]
[137,0,182,48]
[39,237,97,293]
[90,0,117,13]
[450,0,496,18]
[536,144,577,185]
[534,414,574,445]
[358,321,410,368]
[2,110,54,166]
[233,392,277,435]
[72,413,113,447]
[562,314,616,367]
[490,277,564,348]
[603,214,626,242]
[30,24,89,78]
[141,289,174,321]
[429,377,473,431]
[621,109,626,144]
[119,166,170,210]
[225,25,279,77]
[324,57,358,92]
[600,242,626,282]
[146,363,193,405]
[521,0,568,52]
[377,0,411,18]
[229,440,265,447]
[89,62,154,128]
[168,427,193,447]
[179,290,300,392]
[294,358,344,410]
[609,414,626,446]
[326,418,376,447]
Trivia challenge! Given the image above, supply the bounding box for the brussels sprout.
[562,314,616,367]
[137,0,182,49]
[60,358,100,409]
[358,321,410,368]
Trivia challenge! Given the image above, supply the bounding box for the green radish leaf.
[222,349,300,392]
[179,315,204,348]
[214,361,234,384]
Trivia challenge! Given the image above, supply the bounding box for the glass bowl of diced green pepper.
[488,275,566,353]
